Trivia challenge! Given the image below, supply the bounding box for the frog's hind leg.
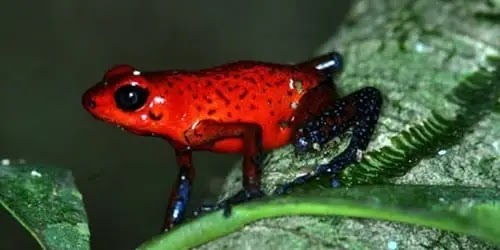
[275,86,383,195]
[184,120,266,217]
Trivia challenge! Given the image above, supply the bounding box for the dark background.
[0,1,352,249]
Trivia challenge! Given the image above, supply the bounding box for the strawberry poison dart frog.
[82,51,382,231]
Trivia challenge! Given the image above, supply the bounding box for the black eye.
[114,85,149,111]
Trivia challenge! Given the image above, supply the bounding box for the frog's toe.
[193,187,265,218]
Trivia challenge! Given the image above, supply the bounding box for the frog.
[81,51,383,231]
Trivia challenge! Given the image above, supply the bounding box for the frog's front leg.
[184,120,266,216]
[162,147,194,231]
[275,87,383,195]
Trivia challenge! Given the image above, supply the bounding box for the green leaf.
[0,164,90,250]
[137,185,500,250]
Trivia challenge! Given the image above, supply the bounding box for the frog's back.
[191,61,321,115]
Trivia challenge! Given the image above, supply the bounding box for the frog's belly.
[208,126,293,154]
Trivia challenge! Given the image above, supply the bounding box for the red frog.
[82,52,382,231]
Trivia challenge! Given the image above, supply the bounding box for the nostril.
[83,95,96,109]
[88,99,96,109]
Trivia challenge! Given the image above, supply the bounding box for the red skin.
[82,54,348,231]
[83,61,334,152]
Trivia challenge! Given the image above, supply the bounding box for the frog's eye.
[114,84,149,111]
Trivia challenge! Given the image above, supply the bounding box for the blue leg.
[274,87,383,195]
[162,149,194,231]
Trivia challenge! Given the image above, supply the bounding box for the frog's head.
[82,65,167,136]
